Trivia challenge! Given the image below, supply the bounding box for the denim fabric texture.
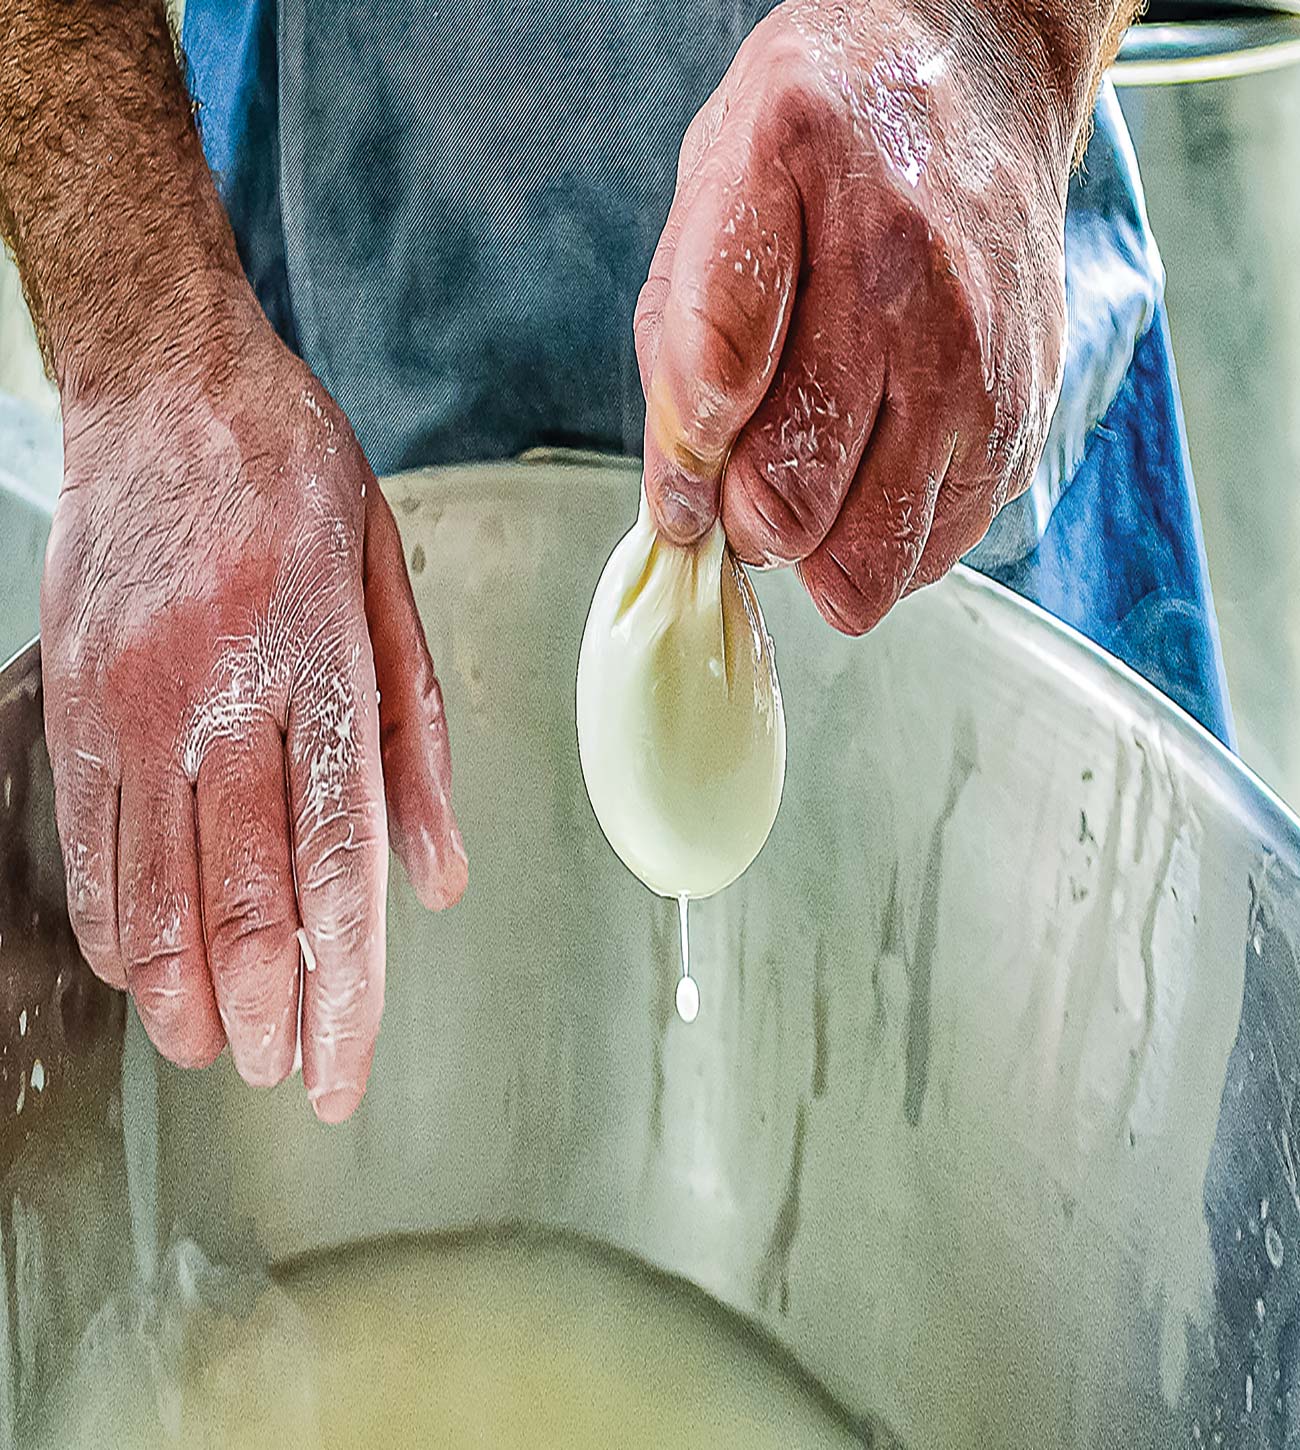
[181,0,1233,742]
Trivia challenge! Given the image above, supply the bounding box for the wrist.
[55,247,262,414]
[915,0,1131,160]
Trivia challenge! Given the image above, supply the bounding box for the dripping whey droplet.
[675,894,699,1024]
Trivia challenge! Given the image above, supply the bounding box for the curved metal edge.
[397,453,1300,886]
[392,454,1300,885]
[5,483,1297,905]
[1114,39,1300,84]
[0,638,40,706]
[1115,16,1300,85]
[947,562,1300,866]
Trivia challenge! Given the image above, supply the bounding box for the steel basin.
[2,454,1300,1447]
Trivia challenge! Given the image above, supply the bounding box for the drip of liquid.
[675,894,699,1024]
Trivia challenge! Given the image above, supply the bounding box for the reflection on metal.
[0,643,127,1447]
[3,458,1300,1444]
[1119,19,1300,813]
[0,397,59,669]
[1115,10,1300,86]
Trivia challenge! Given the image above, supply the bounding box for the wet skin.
[42,304,466,1121]
[2,0,1133,1114]
[637,0,1119,632]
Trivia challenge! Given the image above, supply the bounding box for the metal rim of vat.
[6,550,1299,875]
[1115,3,1300,85]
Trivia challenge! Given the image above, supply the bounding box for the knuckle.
[208,910,297,983]
[929,271,987,385]
[70,908,118,962]
[727,457,825,564]
[806,556,890,637]
[633,274,668,344]
[987,450,1032,514]
[205,872,296,963]
[127,952,221,1067]
[943,440,997,507]
[1000,366,1036,434]
[805,498,929,633]
[915,540,963,590]
[756,47,844,148]
[781,80,843,150]
[734,387,861,564]
[125,942,195,984]
[682,85,729,167]
[680,294,758,399]
[296,813,385,900]
[923,494,993,576]
[296,821,384,968]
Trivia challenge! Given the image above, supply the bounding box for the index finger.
[286,618,388,1124]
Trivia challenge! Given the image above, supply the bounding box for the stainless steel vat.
[1116,4,1300,811]
[0,395,59,668]
[1,455,1300,1446]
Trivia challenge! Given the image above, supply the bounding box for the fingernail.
[447,808,467,865]
[434,813,469,909]
[312,1086,361,1124]
[653,482,715,544]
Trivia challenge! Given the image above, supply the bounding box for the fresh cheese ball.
[576,489,785,899]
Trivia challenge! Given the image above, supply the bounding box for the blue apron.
[181,0,1233,748]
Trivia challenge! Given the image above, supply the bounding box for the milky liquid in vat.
[35,1235,862,1450]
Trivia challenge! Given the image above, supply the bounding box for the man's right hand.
[636,0,1135,635]
[41,293,467,1121]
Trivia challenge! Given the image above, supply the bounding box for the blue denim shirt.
[181,0,1231,744]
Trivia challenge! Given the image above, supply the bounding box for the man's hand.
[2,0,465,1119]
[41,301,466,1120]
[637,0,1133,633]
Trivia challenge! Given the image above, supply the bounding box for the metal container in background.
[3,457,1300,1447]
[0,395,59,665]
[1116,4,1300,807]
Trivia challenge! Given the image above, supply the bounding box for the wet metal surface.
[0,644,127,1444]
[1,459,1300,1446]
[0,398,59,669]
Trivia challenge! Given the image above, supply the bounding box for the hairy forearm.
[0,0,248,401]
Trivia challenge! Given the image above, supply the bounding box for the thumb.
[636,119,802,545]
[364,485,468,911]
